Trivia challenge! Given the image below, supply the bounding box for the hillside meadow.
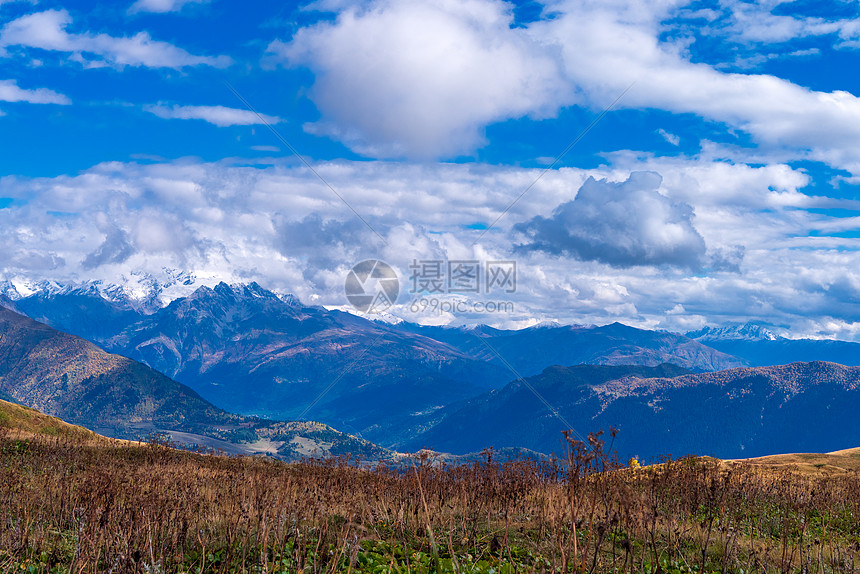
[2,418,860,574]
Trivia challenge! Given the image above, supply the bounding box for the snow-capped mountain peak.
[687,322,781,342]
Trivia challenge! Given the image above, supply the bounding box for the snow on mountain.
[524,320,562,329]
[0,270,204,312]
[0,280,23,301]
[687,322,781,342]
[278,293,303,306]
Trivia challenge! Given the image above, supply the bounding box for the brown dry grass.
[1,426,859,573]
[0,399,107,444]
[730,447,860,474]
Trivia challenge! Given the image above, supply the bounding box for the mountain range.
[401,321,744,375]
[402,361,860,460]
[3,279,860,460]
[687,323,860,367]
[22,282,514,444]
[0,306,390,461]
[1,281,745,446]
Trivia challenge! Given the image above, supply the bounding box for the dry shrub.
[1,431,858,573]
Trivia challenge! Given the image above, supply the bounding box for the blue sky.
[3,0,860,339]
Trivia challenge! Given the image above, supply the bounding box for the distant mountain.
[400,321,745,375]
[688,323,860,366]
[9,283,146,342]
[2,280,757,447]
[404,361,860,460]
[400,363,692,455]
[0,280,23,302]
[0,306,390,461]
[688,323,779,342]
[1,270,200,311]
[84,283,512,446]
[0,272,204,342]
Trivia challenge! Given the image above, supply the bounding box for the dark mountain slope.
[0,306,390,461]
[405,362,860,461]
[0,305,226,434]
[401,363,693,454]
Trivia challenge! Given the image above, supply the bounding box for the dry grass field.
[731,448,860,474]
[1,406,859,573]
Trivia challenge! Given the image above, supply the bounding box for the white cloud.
[514,172,712,270]
[788,48,821,58]
[697,0,860,48]
[537,1,860,165]
[2,157,860,338]
[128,0,208,15]
[657,128,679,146]
[0,9,231,68]
[270,0,860,175]
[144,104,283,127]
[0,79,70,105]
[272,0,568,159]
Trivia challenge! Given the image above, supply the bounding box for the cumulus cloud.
[128,0,208,14]
[536,1,860,165]
[514,172,710,269]
[0,9,231,68]
[269,0,860,173]
[0,159,562,309]
[273,213,374,289]
[0,79,69,105]
[133,212,197,254]
[8,250,65,271]
[271,0,567,159]
[1,158,859,337]
[144,104,283,127]
[275,214,369,256]
[82,227,135,270]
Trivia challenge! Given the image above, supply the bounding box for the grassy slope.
[731,447,860,474]
[0,398,109,443]
[2,431,859,574]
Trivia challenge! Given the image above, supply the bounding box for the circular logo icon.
[345,260,399,313]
